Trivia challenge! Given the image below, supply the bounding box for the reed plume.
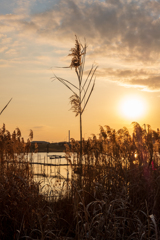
[68,35,84,70]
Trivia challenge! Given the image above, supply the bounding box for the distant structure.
[68,130,70,143]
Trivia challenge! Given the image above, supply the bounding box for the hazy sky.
[1,0,160,142]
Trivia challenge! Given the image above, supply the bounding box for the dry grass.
[1,123,160,239]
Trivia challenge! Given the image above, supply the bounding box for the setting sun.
[119,96,146,120]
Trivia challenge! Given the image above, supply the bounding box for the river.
[28,152,73,198]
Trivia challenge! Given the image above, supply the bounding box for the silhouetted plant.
[52,36,98,176]
[0,98,12,116]
[1,122,160,239]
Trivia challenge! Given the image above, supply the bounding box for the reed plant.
[63,122,160,239]
[52,36,98,185]
[0,98,12,116]
[1,123,160,239]
[0,125,74,239]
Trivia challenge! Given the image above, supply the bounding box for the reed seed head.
[69,35,83,70]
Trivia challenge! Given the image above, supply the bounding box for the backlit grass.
[1,123,160,239]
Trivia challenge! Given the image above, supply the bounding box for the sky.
[1,0,160,142]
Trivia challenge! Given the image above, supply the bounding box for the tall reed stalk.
[52,36,98,184]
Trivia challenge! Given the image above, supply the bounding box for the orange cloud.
[1,0,160,91]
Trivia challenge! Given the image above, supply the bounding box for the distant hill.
[31,141,50,144]
[31,141,69,152]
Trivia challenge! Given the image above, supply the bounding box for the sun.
[119,96,146,120]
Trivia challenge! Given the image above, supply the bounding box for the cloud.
[1,0,160,91]
[33,126,44,129]
[0,59,9,67]
[32,125,53,131]
[5,49,17,55]
[14,0,160,61]
[1,0,160,58]
[0,13,25,20]
[128,76,160,92]
[0,46,8,53]
[96,68,152,78]
[95,67,160,92]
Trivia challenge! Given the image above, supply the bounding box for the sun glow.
[119,96,146,120]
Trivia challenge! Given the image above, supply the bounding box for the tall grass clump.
[0,124,75,240]
[1,122,160,239]
[63,122,160,239]
[0,125,50,240]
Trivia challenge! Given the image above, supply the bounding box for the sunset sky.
[1,0,160,142]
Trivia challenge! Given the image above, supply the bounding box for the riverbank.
[31,141,69,152]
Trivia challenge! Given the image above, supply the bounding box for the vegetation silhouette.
[1,123,160,239]
[52,36,98,182]
[0,98,12,116]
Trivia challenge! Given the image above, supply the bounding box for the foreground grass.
[1,123,160,239]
